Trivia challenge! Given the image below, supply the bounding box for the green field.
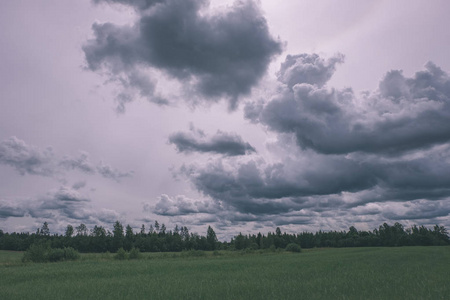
[0,247,449,299]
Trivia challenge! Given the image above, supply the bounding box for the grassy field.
[0,247,449,299]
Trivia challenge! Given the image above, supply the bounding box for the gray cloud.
[0,185,122,227]
[0,136,55,176]
[247,56,450,155]
[0,201,27,219]
[72,180,87,190]
[157,55,450,231]
[93,0,163,11]
[277,53,344,89]
[151,194,221,216]
[84,0,282,110]
[60,152,96,174]
[179,141,450,220]
[381,200,450,221]
[169,128,256,156]
[96,161,134,182]
[27,186,91,219]
[0,137,133,182]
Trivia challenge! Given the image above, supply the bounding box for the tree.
[159,223,166,236]
[76,223,88,236]
[124,225,134,251]
[140,224,146,235]
[148,224,154,234]
[112,221,124,251]
[275,227,282,236]
[154,221,160,233]
[91,225,106,237]
[65,225,74,238]
[40,222,50,236]
[206,226,218,250]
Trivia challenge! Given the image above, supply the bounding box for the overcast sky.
[1,0,450,239]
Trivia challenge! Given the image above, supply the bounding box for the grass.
[0,247,449,299]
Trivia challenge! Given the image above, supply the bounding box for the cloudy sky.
[1,0,450,239]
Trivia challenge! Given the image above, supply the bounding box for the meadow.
[0,247,448,299]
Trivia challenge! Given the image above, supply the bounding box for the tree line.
[0,221,448,253]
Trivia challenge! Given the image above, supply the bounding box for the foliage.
[64,247,80,261]
[114,248,127,260]
[2,222,449,254]
[22,242,80,263]
[22,241,50,263]
[48,248,65,262]
[285,243,301,253]
[129,247,140,259]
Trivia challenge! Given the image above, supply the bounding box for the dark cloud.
[96,161,134,181]
[179,142,450,219]
[169,128,256,156]
[84,0,282,110]
[0,201,27,219]
[247,57,450,155]
[93,0,163,11]
[277,53,344,89]
[0,136,55,176]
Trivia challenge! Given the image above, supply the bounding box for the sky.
[1,0,450,240]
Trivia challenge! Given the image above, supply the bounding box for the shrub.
[114,247,127,260]
[48,248,65,262]
[22,242,80,263]
[22,242,50,263]
[249,243,259,250]
[285,243,302,253]
[64,247,80,261]
[129,247,141,260]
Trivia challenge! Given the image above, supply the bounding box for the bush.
[114,247,127,260]
[129,247,141,259]
[64,247,80,261]
[285,243,302,253]
[22,243,80,263]
[48,248,65,262]
[249,243,259,250]
[22,242,50,263]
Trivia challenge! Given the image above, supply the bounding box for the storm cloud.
[84,0,282,110]
[169,128,256,156]
[0,201,27,219]
[179,136,450,223]
[247,55,450,155]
